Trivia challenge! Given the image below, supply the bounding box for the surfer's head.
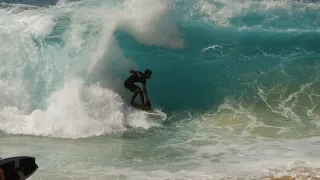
[145,69,152,79]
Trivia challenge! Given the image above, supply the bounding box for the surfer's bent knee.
[135,87,142,93]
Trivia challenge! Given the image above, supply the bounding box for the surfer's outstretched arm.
[143,83,149,104]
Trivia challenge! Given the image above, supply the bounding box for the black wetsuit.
[124,71,146,92]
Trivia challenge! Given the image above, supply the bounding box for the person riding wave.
[124,69,152,110]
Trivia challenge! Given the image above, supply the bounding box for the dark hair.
[145,69,152,75]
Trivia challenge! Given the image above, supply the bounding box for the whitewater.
[1,0,320,179]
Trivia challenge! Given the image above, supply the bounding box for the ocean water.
[0,0,320,179]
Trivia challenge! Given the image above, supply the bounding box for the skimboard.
[0,156,38,180]
[130,102,167,119]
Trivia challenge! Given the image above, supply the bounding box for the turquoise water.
[1,0,320,179]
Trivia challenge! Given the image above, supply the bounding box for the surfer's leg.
[133,88,144,105]
[131,92,138,104]
[130,84,144,104]
[125,82,140,104]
